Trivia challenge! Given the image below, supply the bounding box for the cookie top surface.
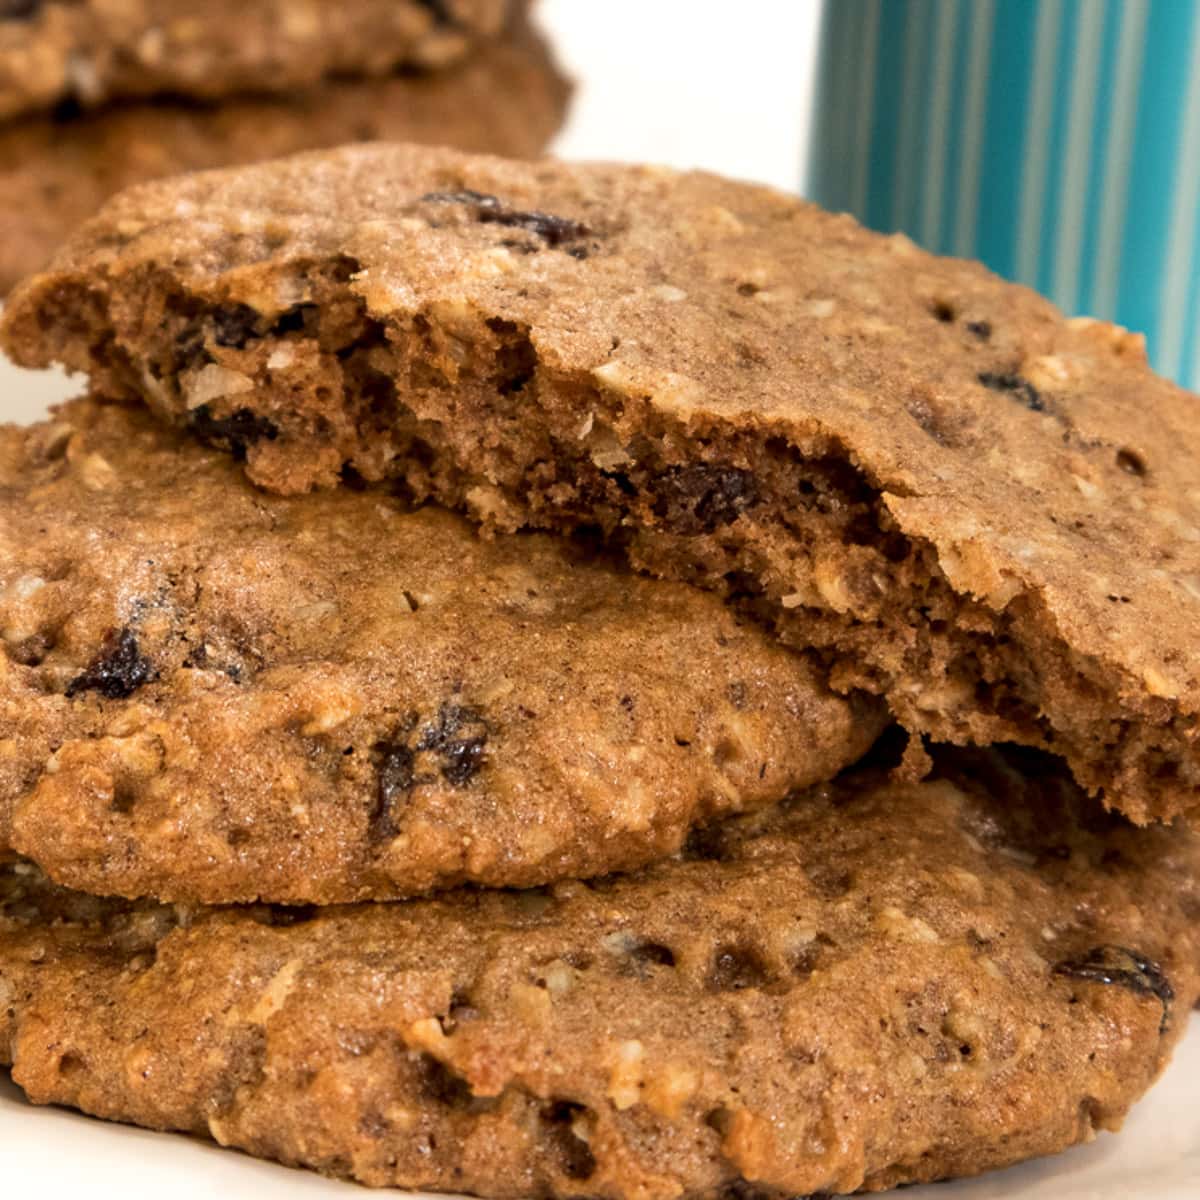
[0,20,569,292]
[0,0,515,121]
[0,399,880,903]
[2,751,1196,1198]
[5,145,1195,821]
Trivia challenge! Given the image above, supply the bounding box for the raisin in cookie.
[6,145,1196,822]
[0,21,568,291]
[1,749,1196,1197]
[0,399,881,904]
[0,0,517,121]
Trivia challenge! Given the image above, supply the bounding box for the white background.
[2,2,1198,1196]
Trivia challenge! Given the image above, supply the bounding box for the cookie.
[0,399,881,904]
[6,145,1196,822]
[0,0,516,121]
[2,750,1196,1197]
[0,23,568,291]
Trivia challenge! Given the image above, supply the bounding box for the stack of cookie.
[2,144,1199,1198]
[0,1,568,291]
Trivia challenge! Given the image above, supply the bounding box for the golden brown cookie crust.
[0,399,881,904]
[0,23,569,292]
[6,145,1195,821]
[2,751,1196,1197]
[0,0,517,121]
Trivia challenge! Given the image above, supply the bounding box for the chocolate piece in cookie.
[0,21,569,291]
[2,749,1196,1196]
[0,0,518,122]
[7,145,1197,822]
[0,400,881,905]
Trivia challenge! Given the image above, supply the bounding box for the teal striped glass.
[808,0,1200,391]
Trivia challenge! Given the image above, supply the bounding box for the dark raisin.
[1054,945,1174,1033]
[420,190,590,248]
[66,628,154,700]
[369,706,488,839]
[211,303,261,349]
[977,370,1045,413]
[417,703,489,786]
[0,0,41,19]
[270,303,318,336]
[652,465,759,535]
[966,320,992,340]
[370,741,416,841]
[477,205,589,247]
[930,299,956,322]
[188,406,277,462]
[541,1102,597,1180]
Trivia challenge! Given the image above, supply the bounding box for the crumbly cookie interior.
[38,263,1192,821]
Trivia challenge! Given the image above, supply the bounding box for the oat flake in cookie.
[7,145,1197,821]
[1,749,1196,1197]
[0,0,516,122]
[0,400,881,904]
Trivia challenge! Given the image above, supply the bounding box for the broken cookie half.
[2,749,1196,1197]
[0,400,881,904]
[4,145,1198,822]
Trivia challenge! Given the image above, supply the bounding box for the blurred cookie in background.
[0,17,569,291]
[0,0,518,122]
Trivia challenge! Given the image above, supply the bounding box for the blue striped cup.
[807,0,1200,390]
